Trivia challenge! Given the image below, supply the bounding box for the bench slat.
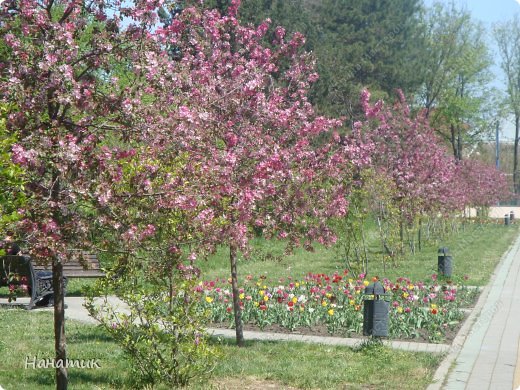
[32,253,104,278]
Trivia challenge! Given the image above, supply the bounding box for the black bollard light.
[438,247,452,278]
[363,280,389,337]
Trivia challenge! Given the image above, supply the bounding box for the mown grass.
[0,309,131,389]
[0,278,97,298]
[204,338,441,390]
[197,220,520,286]
[0,309,441,389]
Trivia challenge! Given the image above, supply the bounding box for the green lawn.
[0,309,131,389]
[0,309,441,389]
[206,338,441,390]
[198,221,520,286]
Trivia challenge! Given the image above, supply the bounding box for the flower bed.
[196,271,479,343]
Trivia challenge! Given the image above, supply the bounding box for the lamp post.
[496,120,500,170]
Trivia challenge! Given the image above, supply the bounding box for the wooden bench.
[33,252,105,278]
[1,253,104,309]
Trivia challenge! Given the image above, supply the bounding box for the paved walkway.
[428,230,520,390]
[209,327,449,354]
[3,230,520,389]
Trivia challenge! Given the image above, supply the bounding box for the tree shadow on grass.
[22,369,128,388]
[207,336,276,348]
[66,326,115,344]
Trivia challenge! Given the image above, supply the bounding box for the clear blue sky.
[424,0,519,24]
[425,0,520,139]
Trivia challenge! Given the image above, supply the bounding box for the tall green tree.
[419,2,494,160]
[310,0,425,117]
[494,16,520,193]
[238,0,425,118]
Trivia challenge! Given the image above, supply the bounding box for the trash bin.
[505,214,510,226]
[438,247,452,277]
[363,281,389,337]
[510,211,515,223]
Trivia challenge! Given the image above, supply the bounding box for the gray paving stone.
[429,232,520,389]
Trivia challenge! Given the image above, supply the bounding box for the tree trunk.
[360,223,368,275]
[399,218,404,255]
[450,123,463,160]
[418,217,422,252]
[514,114,520,194]
[456,77,465,160]
[229,245,244,347]
[456,124,463,160]
[52,256,67,389]
[450,124,457,159]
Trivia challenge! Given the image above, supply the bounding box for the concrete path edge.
[426,232,520,390]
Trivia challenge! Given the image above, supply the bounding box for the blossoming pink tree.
[451,159,510,212]
[0,0,172,386]
[359,89,509,255]
[127,2,369,346]
[361,90,457,219]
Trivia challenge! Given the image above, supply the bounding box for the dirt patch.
[210,376,300,390]
[209,377,381,390]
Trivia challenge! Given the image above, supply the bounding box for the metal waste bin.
[363,281,389,337]
[505,214,510,226]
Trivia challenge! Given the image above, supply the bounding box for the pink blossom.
[122,226,139,242]
[140,224,156,240]
[274,26,286,41]
[98,190,112,206]
[11,144,37,166]
[224,132,238,148]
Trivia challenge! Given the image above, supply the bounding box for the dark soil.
[210,312,467,345]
